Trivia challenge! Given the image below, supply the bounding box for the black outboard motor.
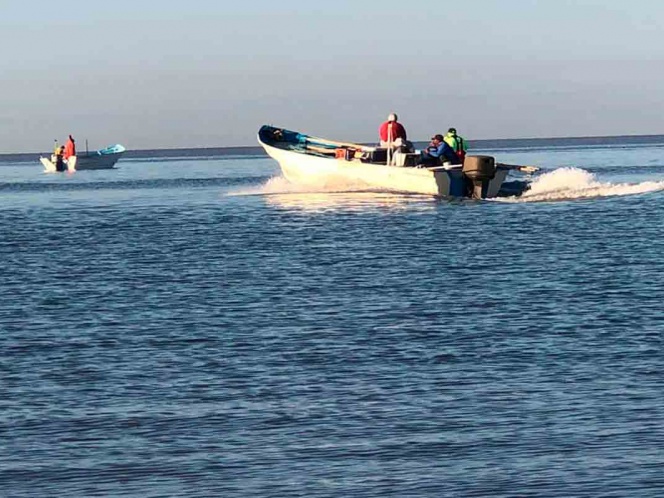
[462,155,496,199]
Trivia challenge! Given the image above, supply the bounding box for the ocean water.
[1,137,664,497]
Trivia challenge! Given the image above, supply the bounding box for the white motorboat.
[258,125,538,199]
[41,144,126,173]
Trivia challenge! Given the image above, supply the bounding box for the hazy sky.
[2,0,663,152]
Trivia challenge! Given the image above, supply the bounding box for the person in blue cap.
[420,134,461,166]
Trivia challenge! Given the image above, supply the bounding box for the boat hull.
[75,152,124,170]
[41,156,76,173]
[260,134,509,198]
[263,141,442,195]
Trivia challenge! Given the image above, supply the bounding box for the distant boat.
[258,125,538,199]
[41,144,126,172]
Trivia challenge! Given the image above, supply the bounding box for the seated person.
[420,134,461,166]
[444,127,467,163]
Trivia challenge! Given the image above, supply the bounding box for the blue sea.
[1,136,664,497]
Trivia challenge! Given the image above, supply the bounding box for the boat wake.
[498,167,664,202]
[228,176,433,210]
[230,176,391,196]
[232,168,664,204]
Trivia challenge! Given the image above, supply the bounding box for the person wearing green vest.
[444,127,467,163]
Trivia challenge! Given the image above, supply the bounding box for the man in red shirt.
[64,135,76,160]
[379,113,408,148]
[379,113,414,164]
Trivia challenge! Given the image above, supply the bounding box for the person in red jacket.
[378,113,413,164]
[379,113,407,147]
[63,135,76,160]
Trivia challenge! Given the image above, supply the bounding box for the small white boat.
[258,125,538,199]
[41,144,126,173]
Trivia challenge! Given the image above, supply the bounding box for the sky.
[1,0,663,153]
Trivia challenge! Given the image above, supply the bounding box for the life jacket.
[445,133,466,161]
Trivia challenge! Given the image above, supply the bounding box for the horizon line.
[2,132,664,158]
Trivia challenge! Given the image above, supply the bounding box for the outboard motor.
[462,155,496,199]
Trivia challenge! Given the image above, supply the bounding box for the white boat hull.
[263,142,440,195]
[41,155,77,173]
[261,140,509,198]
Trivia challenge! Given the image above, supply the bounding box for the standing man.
[64,135,76,161]
[379,113,413,164]
[379,113,408,149]
[444,127,468,163]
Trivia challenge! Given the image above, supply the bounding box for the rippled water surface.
[1,140,664,497]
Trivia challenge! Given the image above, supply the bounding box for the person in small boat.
[444,127,467,163]
[55,145,66,172]
[379,113,413,152]
[64,135,76,161]
[420,134,461,166]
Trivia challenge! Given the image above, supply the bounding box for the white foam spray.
[230,175,387,197]
[228,176,432,211]
[498,167,664,203]
[231,169,664,204]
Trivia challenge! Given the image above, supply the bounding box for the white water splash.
[230,176,381,197]
[499,167,664,202]
[228,176,432,210]
[229,177,306,196]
